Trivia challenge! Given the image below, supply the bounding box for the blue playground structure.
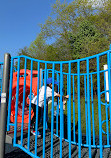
[1,46,111,158]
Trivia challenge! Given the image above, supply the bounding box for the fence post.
[109,44,111,144]
[0,53,11,158]
[40,68,42,88]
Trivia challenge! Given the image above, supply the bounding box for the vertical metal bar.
[104,70,109,145]
[84,74,88,145]
[55,71,58,123]
[107,51,111,146]
[14,57,20,146]
[46,101,48,129]
[50,63,55,158]
[67,74,69,139]
[27,60,33,150]
[35,62,40,156]
[46,68,48,130]
[97,55,102,158]
[0,53,10,158]
[109,45,111,145]
[68,62,71,158]
[110,44,111,50]
[21,58,27,146]
[91,74,95,146]
[56,73,59,135]
[60,63,63,158]
[61,73,64,140]
[87,59,91,158]
[40,68,42,88]
[43,62,47,158]
[46,68,49,132]
[73,75,76,142]
[7,58,13,131]
[77,60,81,158]
[41,70,44,87]
[62,74,64,139]
[47,69,49,79]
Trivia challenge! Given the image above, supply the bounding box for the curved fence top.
[12,49,110,64]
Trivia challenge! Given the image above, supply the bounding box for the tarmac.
[5,135,31,158]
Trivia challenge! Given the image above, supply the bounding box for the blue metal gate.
[6,48,111,158]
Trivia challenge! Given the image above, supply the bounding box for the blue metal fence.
[6,49,111,157]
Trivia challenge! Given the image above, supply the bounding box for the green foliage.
[29,33,48,60]
[16,1,111,137]
[17,0,111,96]
[18,0,111,62]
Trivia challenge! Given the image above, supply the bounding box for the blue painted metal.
[108,51,111,146]
[68,62,71,158]
[110,44,111,50]
[56,73,59,135]
[35,62,40,156]
[6,47,111,158]
[43,62,47,158]
[62,74,64,139]
[50,63,55,158]
[84,74,88,144]
[87,59,91,158]
[91,74,95,146]
[72,75,76,142]
[13,57,20,146]
[7,58,14,131]
[21,58,27,146]
[27,60,33,150]
[97,55,103,158]
[77,60,81,158]
[67,74,69,140]
[60,63,63,158]
[41,69,44,86]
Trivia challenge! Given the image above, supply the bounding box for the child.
[31,77,69,136]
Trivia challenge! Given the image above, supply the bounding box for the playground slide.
[10,69,38,123]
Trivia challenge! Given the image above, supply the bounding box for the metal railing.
[4,48,111,158]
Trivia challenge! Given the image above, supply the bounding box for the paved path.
[5,135,31,158]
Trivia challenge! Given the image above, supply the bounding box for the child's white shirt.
[31,86,58,108]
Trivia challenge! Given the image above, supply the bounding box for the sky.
[0,0,72,63]
[0,0,103,63]
[88,0,106,8]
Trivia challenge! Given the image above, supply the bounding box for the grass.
[48,96,108,137]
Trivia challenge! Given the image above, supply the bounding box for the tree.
[68,20,108,59]
[29,33,48,60]
[17,0,111,96]
[18,0,111,62]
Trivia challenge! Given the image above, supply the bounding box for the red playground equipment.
[10,69,38,123]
